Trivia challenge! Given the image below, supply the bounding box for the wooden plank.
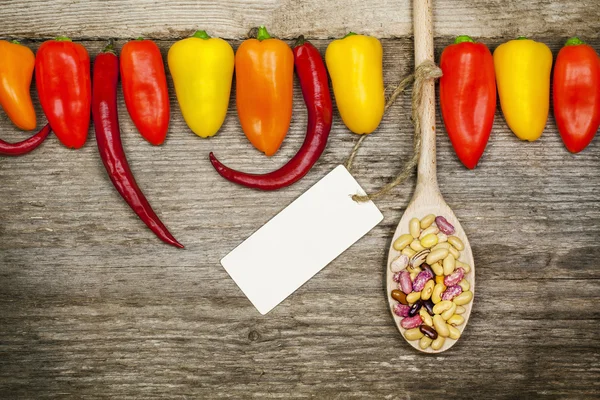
[1,0,599,40]
[1,35,599,398]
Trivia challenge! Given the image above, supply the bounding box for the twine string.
[346,60,442,202]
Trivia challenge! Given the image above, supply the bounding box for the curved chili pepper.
[0,124,51,156]
[210,37,332,190]
[92,43,183,249]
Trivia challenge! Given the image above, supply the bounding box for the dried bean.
[441,302,457,320]
[435,216,455,235]
[420,214,435,229]
[448,325,461,340]
[441,285,463,301]
[453,290,473,306]
[402,247,417,258]
[392,272,402,283]
[393,303,410,317]
[409,218,421,238]
[391,289,408,305]
[410,239,425,252]
[426,248,449,265]
[419,225,439,239]
[431,335,446,350]
[432,283,446,304]
[448,235,465,251]
[421,280,435,301]
[398,271,412,294]
[406,291,422,304]
[423,299,435,315]
[420,233,439,248]
[400,314,422,329]
[393,234,413,251]
[410,249,430,268]
[458,279,470,291]
[390,254,409,272]
[412,269,434,291]
[430,261,444,276]
[444,267,465,287]
[437,232,448,243]
[419,308,433,326]
[433,314,449,337]
[419,336,433,349]
[408,300,422,317]
[447,314,465,326]
[419,324,438,339]
[404,327,424,340]
[456,260,471,273]
[433,300,453,315]
[442,254,455,275]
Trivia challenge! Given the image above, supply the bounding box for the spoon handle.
[413,0,439,195]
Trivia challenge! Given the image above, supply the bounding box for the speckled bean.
[431,335,446,350]
[430,261,444,276]
[433,300,453,315]
[409,218,421,238]
[419,324,438,340]
[391,289,408,305]
[412,269,434,292]
[447,314,465,326]
[432,283,446,304]
[398,271,412,294]
[393,234,413,251]
[441,285,463,301]
[421,280,435,301]
[410,249,430,268]
[433,314,449,337]
[392,272,402,283]
[419,308,433,326]
[435,216,455,235]
[420,214,436,229]
[404,327,424,340]
[406,291,422,304]
[448,235,464,251]
[393,303,410,317]
[441,302,457,320]
[458,279,470,292]
[419,336,433,349]
[444,268,465,287]
[426,248,449,265]
[442,254,455,275]
[448,325,461,340]
[390,254,409,272]
[453,290,473,306]
[401,315,423,330]
[455,305,466,315]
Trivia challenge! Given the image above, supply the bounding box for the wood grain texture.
[0,0,599,40]
[1,20,600,400]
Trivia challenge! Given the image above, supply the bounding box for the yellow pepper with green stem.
[325,33,385,134]
[168,30,234,138]
[493,37,553,141]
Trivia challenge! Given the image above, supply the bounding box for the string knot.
[346,60,442,203]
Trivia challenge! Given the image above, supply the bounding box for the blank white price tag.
[221,165,383,314]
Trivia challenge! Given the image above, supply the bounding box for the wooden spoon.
[386,0,475,353]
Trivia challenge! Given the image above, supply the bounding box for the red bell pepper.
[35,36,91,149]
[439,35,496,169]
[553,37,600,153]
[120,38,170,145]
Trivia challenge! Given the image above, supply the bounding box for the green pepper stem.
[454,35,474,44]
[10,40,21,45]
[103,39,116,54]
[565,37,584,46]
[192,30,211,39]
[294,35,306,47]
[516,36,528,40]
[136,36,144,41]
[55,36,72,42]
[343,31,357,39]
[256,26,271,41]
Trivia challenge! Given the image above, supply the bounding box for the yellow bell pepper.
[493,37,553,141]
[168,30,234,138]
[325,33,385,134]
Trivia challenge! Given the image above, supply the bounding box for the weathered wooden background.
[1,1,599,398]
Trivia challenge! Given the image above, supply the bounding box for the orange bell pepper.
[236,26,294,156]
[0,40,36,131]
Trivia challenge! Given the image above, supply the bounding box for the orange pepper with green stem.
[0,40,37,131]
[236,26,294,156]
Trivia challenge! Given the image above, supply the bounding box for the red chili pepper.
[92,42,183,248]
[35,36,91,149]
[120,38,170,146]
[439,35,496,169]
[209,37,332,190]
[0,124,51,156]
[553,37,600,153]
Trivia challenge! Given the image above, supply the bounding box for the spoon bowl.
[385,0,475,353]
